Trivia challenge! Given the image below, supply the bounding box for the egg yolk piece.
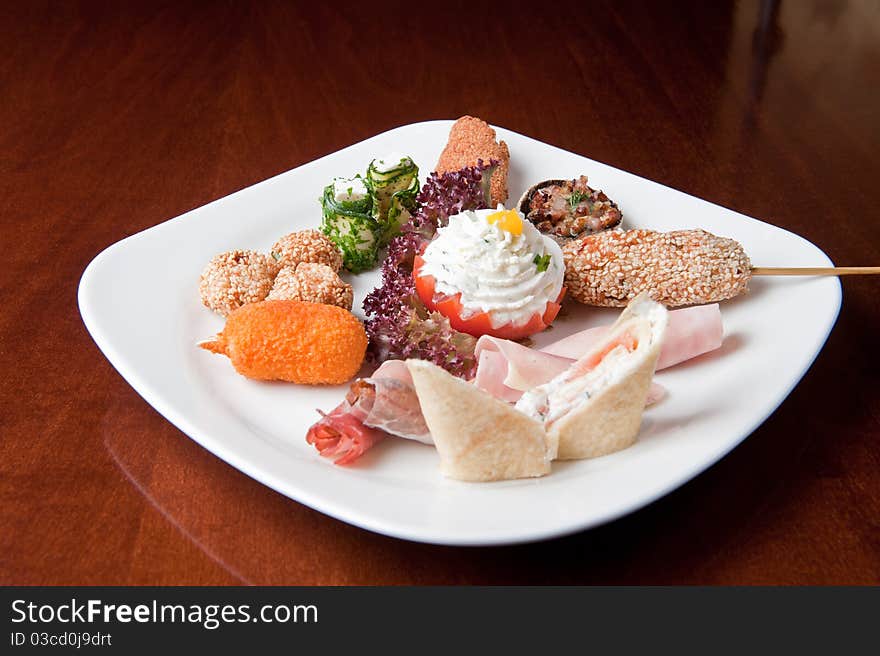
[486,209,523,236]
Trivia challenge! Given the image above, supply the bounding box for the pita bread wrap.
[406,359,557,482]
[517,293,668,459]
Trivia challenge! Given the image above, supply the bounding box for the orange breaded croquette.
[199,300,367,385]
[435,116,510,206]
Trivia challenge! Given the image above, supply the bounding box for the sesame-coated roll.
[267,263,353,310]
[562,229,752,307]
[271,229,344,273]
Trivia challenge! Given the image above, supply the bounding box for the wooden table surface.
[2,0,878,585]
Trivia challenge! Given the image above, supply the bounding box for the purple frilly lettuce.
[362,161,496,379]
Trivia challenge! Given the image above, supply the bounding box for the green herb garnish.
[568,190,589,208]
[533,253,552,272]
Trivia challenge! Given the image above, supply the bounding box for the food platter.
[78,120,841,545]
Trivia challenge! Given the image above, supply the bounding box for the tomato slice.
[413,254,565,341]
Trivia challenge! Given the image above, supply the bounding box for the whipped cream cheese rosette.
[413,205,565,340]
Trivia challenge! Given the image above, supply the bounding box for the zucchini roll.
[366,154,419,246]
[321,176,380,273]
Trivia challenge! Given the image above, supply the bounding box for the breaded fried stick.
[562,229,752,307]
[436,116,510,206]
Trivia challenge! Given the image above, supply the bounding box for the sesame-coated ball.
[271,229,343,272]
[199,249,281,316]
[267,263,353,310]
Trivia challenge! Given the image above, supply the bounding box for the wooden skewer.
[751,266,880,276]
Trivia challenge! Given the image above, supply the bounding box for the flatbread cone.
[406,359,557,482]
[541,294,668,459]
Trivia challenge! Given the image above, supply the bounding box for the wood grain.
[1,0,878,584]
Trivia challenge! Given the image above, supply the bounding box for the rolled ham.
[306,400,386,466]
[306,360,431,465]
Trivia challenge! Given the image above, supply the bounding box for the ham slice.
[656,304,724,369]
[474,304,723,401]
[473,336,571,403]
[475,350,517,402]
[541,304,723,370]
[646,382,667,406]
[365,377,432,445]
[372,359,414,385]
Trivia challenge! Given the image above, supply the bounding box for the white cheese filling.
[516,346,632,425]
[371,152,412,173]
[333,176,369,203]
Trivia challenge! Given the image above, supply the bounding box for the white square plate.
[78,121,840,545]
